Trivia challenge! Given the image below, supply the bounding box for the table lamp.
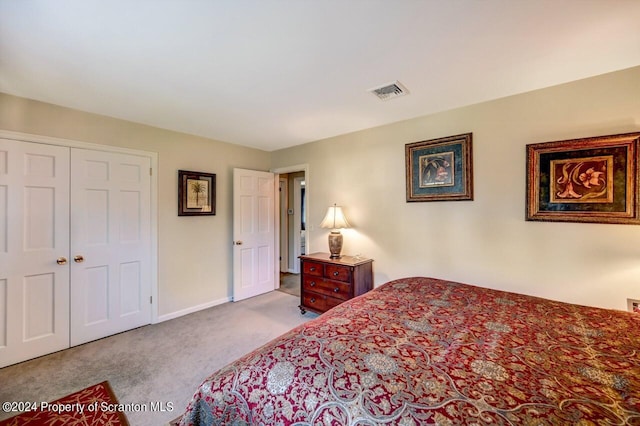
[319,204,350,258]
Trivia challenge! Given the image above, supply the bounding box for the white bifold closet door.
[0,140,151,368]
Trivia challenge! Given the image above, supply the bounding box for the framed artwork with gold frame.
[526,132,640,224]
[405,133,473,202]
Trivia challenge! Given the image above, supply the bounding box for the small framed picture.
[178,170,216,216]
[405,133,473,202]
[526,132,640,224]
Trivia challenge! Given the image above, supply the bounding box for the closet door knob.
[74,255,84,263]
[56,257,68,265]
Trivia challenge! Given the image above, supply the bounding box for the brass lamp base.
[328,231,343,258]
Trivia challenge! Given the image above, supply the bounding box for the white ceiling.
[1,1,640,152]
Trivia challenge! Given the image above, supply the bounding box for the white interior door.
[0,139,70,368]
[70,149,151,346]
[233,168,275,301]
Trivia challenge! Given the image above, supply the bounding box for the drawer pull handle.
[333,271,339,276]
[310,281,316,287]
[333,287,339,293]
[310,267,316,272]
[310,298,316,303]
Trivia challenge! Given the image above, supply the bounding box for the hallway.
[278,272,300,297]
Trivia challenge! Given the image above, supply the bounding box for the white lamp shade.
[320,205,350,229]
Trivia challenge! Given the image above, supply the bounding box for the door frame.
[292,176,305,273]
[0,130,160,323]
[271,164,310,283]
[278,177,288,273]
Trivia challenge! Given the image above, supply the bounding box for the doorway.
[273,165,308,298]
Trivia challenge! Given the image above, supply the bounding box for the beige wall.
[272,66,640,311]
[0,93,271,318]
[3,66,639,314]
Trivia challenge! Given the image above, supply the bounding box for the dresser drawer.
[302,276,351,301]
[302,292,343,313]
[302,292,326,312]
[324,264,351,283]
[302,261,323,277]
[325,296,344,310]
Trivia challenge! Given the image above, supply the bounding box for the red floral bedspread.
[179,277,640,425]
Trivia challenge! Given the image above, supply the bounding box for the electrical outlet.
[627,298,640,314]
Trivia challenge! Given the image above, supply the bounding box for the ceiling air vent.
[368,80,409,101]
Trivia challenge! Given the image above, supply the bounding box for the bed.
[179,277,640,425]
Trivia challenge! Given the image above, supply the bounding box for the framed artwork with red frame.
[526,132,640,224]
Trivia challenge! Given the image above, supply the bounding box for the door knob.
[74,255,85,263]
[56,257,68,265]
[234,241,243,245]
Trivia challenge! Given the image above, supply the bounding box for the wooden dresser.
[299,252,373,314]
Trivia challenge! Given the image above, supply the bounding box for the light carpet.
[278,272,301,297]
[0,291,317,426]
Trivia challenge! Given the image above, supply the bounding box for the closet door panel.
[0,139,70,368]
[70,149,151,346]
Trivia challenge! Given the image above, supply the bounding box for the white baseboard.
[156,296,231,323]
